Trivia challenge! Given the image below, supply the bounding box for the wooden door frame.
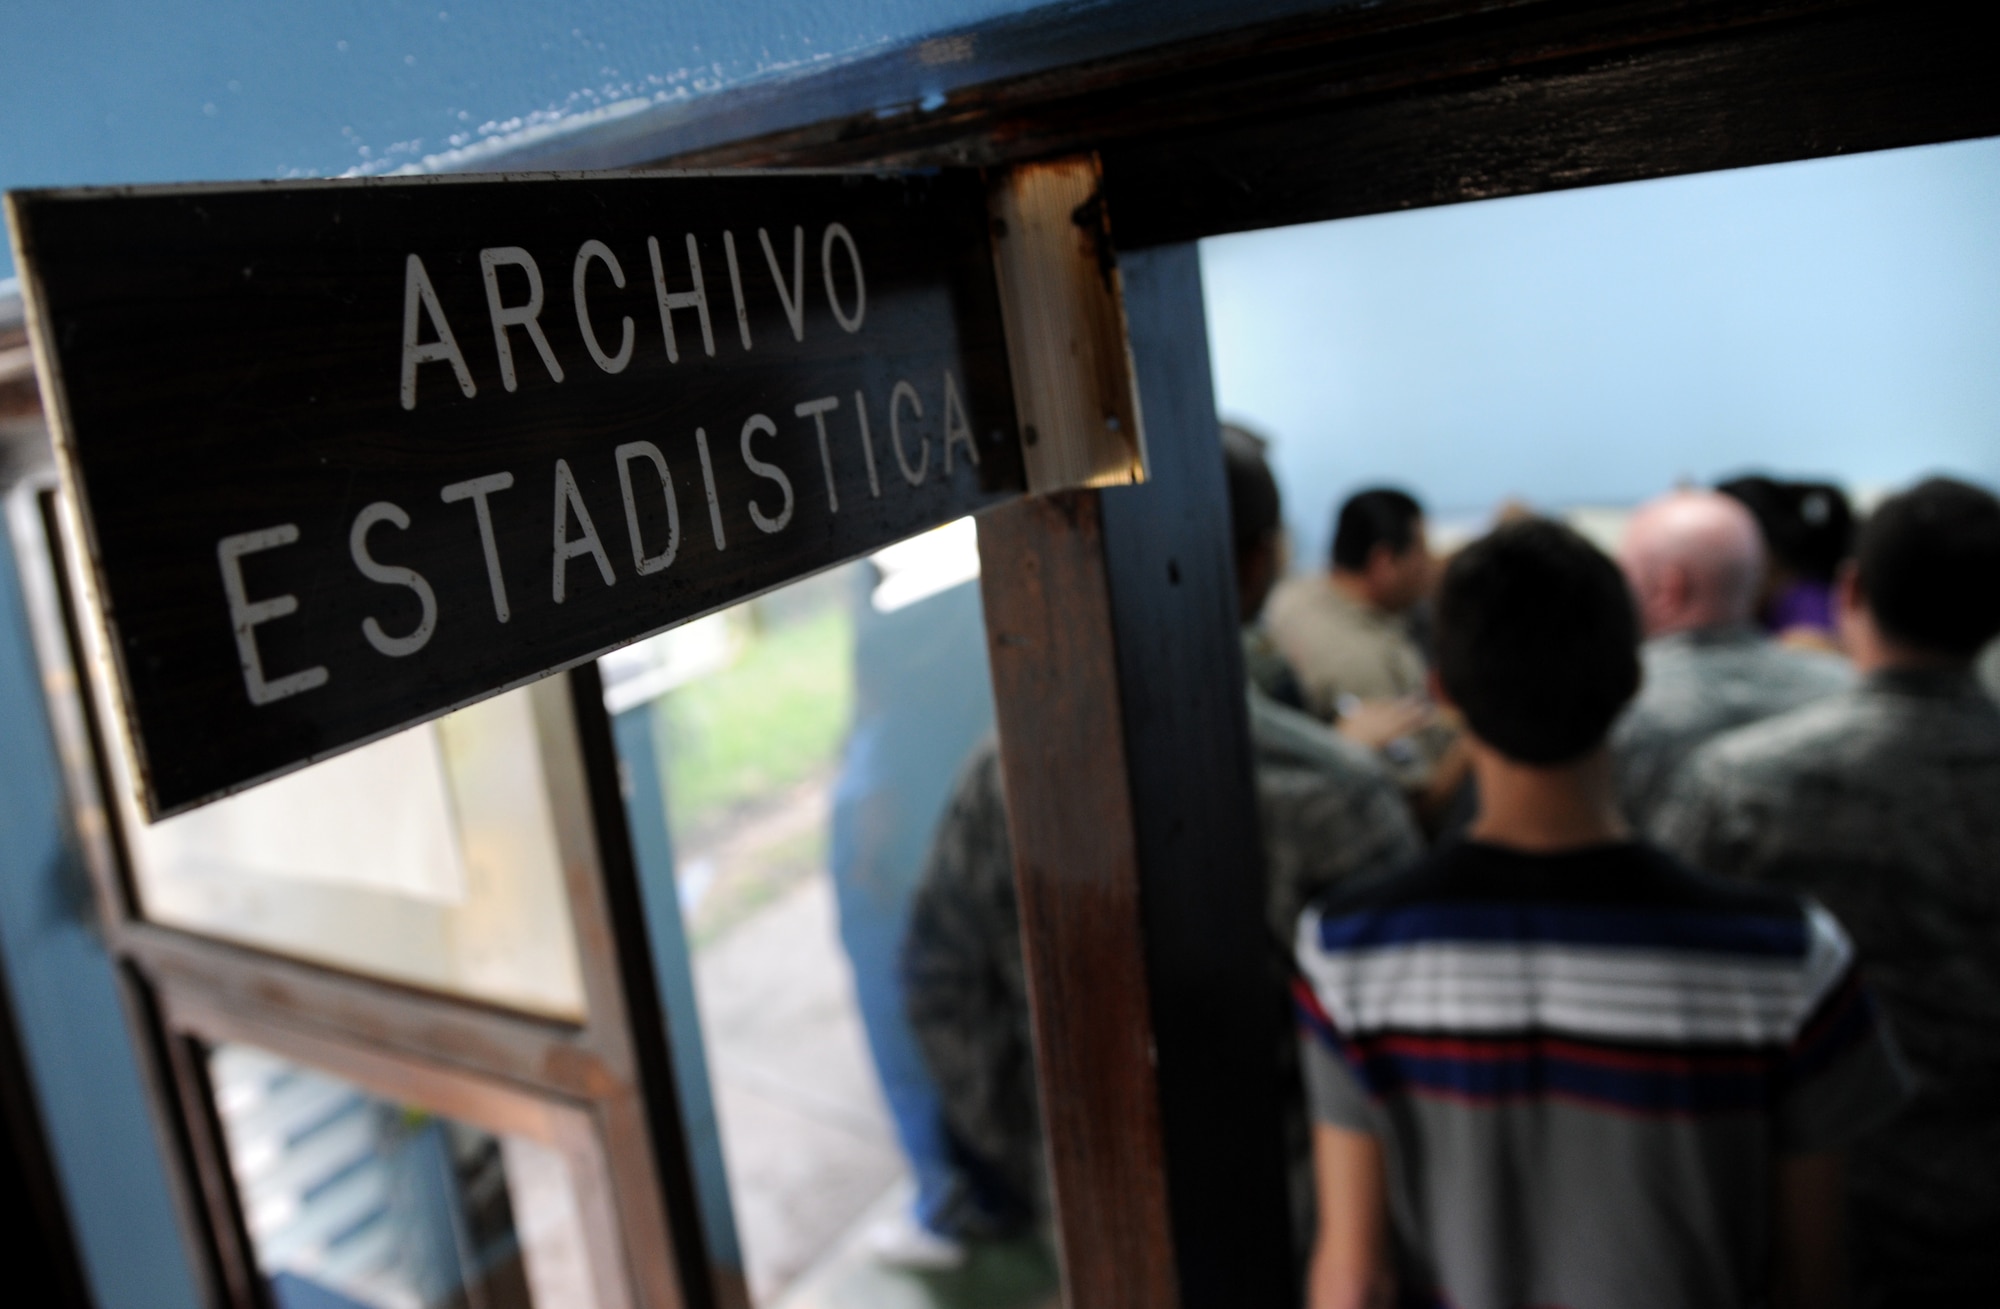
[5,477,730,1309]
[5,4,1995,1307]
[585,2,1993,1305]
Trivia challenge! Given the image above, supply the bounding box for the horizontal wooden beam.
[1103,0,2000,245]
[652,1,1998,251]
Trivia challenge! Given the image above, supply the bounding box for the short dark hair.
[1436,519,1641,765]
[1332,488,1423,571]
[1856,477,2000,660]
[1221,423,1282,562]
[1717,474,1854,582]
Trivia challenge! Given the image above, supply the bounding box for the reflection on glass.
[209,1043,611,1309]
[611,552,1057,1306]
[119,689,586,1019]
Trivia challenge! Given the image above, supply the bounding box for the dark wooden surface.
[1102,0,2000,246]
[560,661,720,1309]
[1101,245,1294,1304]
[640,1,1999,249]
[975,241,1291,1309]
[11,171,1023,815]
[977,490,1181,1309]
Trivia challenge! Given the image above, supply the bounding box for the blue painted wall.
[0,0,1058,282]
[0,520,203,1309]
[1202,136,2000,558]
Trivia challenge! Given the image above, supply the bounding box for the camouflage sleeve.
[1775,906,1912,1153]
[1611,710,1674,834]
[1649,745,1755,878]
[900,741,1044,1204]
[1258,762,1423,947]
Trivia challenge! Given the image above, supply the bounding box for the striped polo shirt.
[1295,840,1908,1309]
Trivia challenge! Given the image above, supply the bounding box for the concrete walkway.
[692,872,904,1301]
[688,856,1060,1309]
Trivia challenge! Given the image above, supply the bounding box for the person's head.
[1842,477,2000,670]
[1618,490,1766,637]
[1717,475,1855,589]
[1435,519,1641,767]
[1331,487,1429,613]
[1221,423,1285,622]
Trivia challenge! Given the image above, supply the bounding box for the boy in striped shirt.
[1294,520,1907,1309]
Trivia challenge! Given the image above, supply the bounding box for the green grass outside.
[656,603,854,842]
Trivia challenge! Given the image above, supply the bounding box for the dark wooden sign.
[7,171,1025,816]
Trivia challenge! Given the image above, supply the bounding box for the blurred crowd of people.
[893,424,2000,1308]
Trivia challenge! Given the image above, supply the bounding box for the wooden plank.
[1102,0,2000,246]
[160,989,650,1309]
[987,157,1146,492]
[974,243,1291,1308]
[163,989,576,1145]
[550,662,727,1309]
[1099,245,1294,1305]
[130,924,616,1095]
[977,489,1180,1309]
[6,171,1024,816]
[642,2,1998,256]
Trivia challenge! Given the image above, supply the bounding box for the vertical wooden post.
[978,243,1293,1307]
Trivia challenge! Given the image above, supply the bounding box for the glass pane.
[606,539,1059,1308]
[209,1042,614,1309]
[116,687,586,1020]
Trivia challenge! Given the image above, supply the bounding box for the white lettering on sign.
[853,390,882,499]
[795,396,842,513]
[402,223,872,406]
[759,226,807,343]
[552,458,617,603]
[740,413,795,535]
[722,231,753,352]
[230,369,988,710]
[890,379,928,486]
[694,427,727,550]
[400,254,477,410]
[822,223,866,333]
[350,502,439,657]
[479,246,566,391]
[942,369,980,474]
[572,240,635,375]
[217,525,330,705]
[647,234,715,363]
[440,472,517,623]
[615,441,682,576]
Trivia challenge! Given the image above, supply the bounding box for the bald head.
[1619,491,1766,637]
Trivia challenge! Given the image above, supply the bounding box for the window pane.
[608,545,1059,1306]
[117,687,586,1020]
[208,1042,615,1309]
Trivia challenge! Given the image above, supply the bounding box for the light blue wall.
[0,0,1053,281]
[1201,136,2000,559]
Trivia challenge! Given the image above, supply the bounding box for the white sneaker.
[866,1210,968,1271]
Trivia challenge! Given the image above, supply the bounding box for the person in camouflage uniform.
[1654,477,2000,1305]
[1611,489,1852,834]
[902,426,1422,1244]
